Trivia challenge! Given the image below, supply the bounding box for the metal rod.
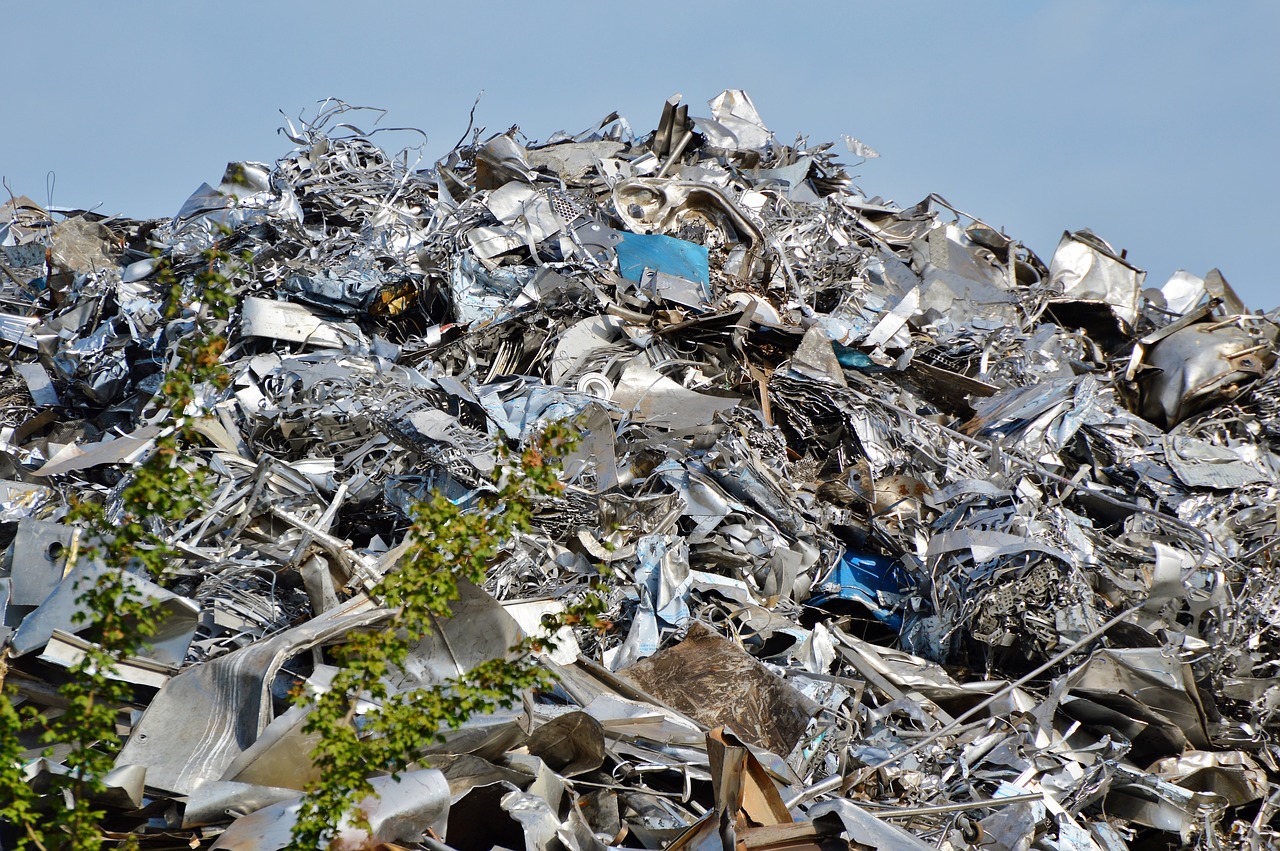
[871,791,1045,818]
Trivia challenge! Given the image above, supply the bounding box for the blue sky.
[4,1,1276,310]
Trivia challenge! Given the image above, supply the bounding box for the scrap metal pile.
[4,91,1280,850]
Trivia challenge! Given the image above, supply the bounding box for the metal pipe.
[656,129,694,179]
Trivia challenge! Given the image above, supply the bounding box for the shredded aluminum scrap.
[3,91,1280,851]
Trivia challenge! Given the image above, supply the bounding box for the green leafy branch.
[289,421,609,850]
